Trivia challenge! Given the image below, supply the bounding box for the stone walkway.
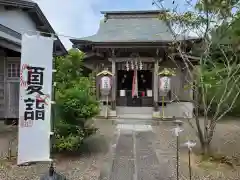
[104,121,173,180]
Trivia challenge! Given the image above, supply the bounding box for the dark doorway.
[138,70,152,93]
[117,70,133,91]
[117,70,152,91]
[117,70,153,107]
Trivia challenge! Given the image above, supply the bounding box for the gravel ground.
[3,118,240,180]
[153,118,240,180]
[0,119,115,180]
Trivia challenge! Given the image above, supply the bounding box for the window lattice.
[7,62,20,78]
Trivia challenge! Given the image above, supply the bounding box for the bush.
[54,79,99,153]
[54,130,84,153]
[53,50,100,153]
[57,81,99,126]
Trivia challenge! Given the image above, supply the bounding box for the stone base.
[98,104,117,118]
[152,111,160,118]
[98,102,193,120]
[153,102,194,120]
[98,107,117,118]
[109,110,117,117]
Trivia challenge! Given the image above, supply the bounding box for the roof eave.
[34,4,67,55]
[70,38,92,44]
[0,0,35,8]
[0,0,67,55]
[71,38,202,46]
[0,36,65,56]
[0,36,21,52]
[100,10,168,15]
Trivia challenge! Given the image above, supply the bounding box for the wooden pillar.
[0,51,5,119]
[95,64,100,100]
[153,58,159,111]
[111,50,116,110]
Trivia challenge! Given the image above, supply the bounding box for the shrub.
[54,78,99,153]
[57,79,99,125]
[54,129,84,153]
[53,50,100,153]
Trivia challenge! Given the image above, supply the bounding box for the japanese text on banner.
[21,66,50,127]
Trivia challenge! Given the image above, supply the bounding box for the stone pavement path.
[107,121,173,180]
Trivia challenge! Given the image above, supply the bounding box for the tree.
[54,49,99,153]
[55,49,84,91]
[153,0,240,155]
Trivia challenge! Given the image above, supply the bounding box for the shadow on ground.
[75,134,111,156]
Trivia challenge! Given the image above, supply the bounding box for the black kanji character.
[24,98,35,120]
[35,110,45,120]
[36,99,45,109]
[26,85,44,95]
[24,98,34,110]
[24,111,34,121]
[27,66,45,85]
[26,66,45,95]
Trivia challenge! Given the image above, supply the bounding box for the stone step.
[116,124,153,131]
[116,106,152,114]
[116,119,155,125]
[117,114,152,120]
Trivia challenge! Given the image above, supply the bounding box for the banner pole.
[162,96,164,118]
[49,53,56,176]
[105,95,108,119]
[39,35,67,180]
[188,148,192,180]
[176,132,179,180]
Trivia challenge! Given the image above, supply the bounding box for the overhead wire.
[19,28,81,40]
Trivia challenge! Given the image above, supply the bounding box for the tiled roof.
[71,10,196,44]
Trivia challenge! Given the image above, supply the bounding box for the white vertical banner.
[17,34,54,165]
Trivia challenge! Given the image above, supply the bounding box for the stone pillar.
[111,55,116,111]
[153,59,159,112]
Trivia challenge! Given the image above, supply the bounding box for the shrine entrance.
[116,70,153,107]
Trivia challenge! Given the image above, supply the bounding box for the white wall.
[0,6,36,119]
[0,6,37,34]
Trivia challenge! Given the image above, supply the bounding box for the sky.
[34,0,190,49]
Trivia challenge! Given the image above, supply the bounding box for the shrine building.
[70,10,200,119]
